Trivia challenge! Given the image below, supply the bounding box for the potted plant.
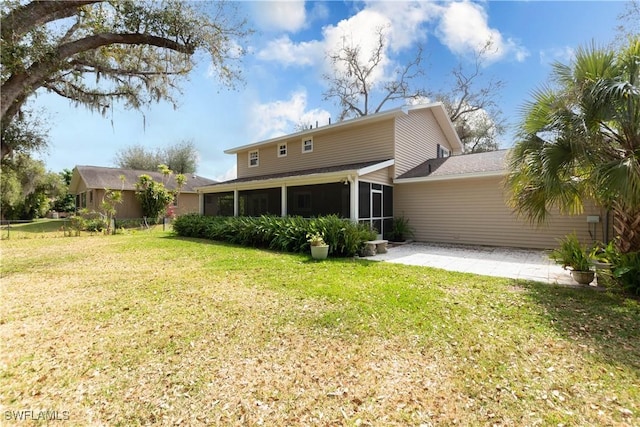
[307,232,329,260]
[549,233,595,285]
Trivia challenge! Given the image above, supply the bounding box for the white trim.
[277,143,287,158]
[281,186,287,217]
[394,170,506,184]
[248,150,259,168]
[233,189,239,216]
[197,160,397,194]
[357,159,394,176]
[350,175,358,222]
[302,137,313,153]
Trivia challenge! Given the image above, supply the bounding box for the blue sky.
[32,0,629,181]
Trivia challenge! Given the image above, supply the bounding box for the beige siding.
[174,193,200,216]
[88,190,200,218]
[237,120,395,178]
[360,167,393,185]
[394,109,455,178]
[395,176,606,249]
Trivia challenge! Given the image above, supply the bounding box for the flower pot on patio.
[570,270,595,285]
[310,245,329,260]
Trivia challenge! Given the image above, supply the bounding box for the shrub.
[387,216,415,241]
[612,251,640,294]
[172,214,376,258]
[68,209,107,235]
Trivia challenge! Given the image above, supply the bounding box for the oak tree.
[1,0,250,159]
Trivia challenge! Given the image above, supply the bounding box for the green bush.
[613,251,640,294]
[592,240,639,295]
[68,209,107,235]
[172,214,376,258]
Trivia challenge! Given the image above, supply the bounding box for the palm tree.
[506,37,640,253]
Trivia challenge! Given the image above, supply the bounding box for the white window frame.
[302,137,313,153]
[278,143,287,158]
[248,150,259,168]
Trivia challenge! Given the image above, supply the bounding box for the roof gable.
[70,165,217,194]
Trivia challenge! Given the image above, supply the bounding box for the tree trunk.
[612,203,640,253]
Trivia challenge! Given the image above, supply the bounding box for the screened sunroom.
[198,160,395,239]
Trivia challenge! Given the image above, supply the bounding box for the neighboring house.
[69,165,217,218]
[197,103,607,249]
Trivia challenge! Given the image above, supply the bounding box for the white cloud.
[256,1,526,83]
[364,1,439,51]
[250,90,331,140]
[251,1,307,33]
[320,9,393,82]
[539,46,575,66]
[216,164,237,181]
[436,1,528,63]
[256,36,323,67]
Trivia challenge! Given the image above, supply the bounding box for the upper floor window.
[436,144,450,158]
[249,150,259,167]
[278,143,287,158]
[302,137,313,153]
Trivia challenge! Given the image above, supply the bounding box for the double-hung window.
[302,138,313,153]
[278,143,287,158]
[248,150,259,167]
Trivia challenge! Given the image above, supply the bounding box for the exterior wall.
[82,189,200,218]
[359,167,393,185]
[394,109,455,178]
[174,193,200,216]
[394,175,606,249]
[236,119,395,179]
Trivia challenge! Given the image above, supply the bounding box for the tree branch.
[1,1,101,41]
[2,32,194,121]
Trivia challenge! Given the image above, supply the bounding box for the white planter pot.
[571,270,595,285]
[310,245,329,260]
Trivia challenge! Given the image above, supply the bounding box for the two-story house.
[197,103,606,249]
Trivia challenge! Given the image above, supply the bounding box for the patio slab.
[368,242,581,286]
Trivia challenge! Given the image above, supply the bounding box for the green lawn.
[0,219,69,239]
[1,232,638,425]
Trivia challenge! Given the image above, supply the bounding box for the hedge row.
[172,214,377,257]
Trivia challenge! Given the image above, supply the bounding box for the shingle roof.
[205,159,391,187]
[397,149,509,180]
[73,165,217,193]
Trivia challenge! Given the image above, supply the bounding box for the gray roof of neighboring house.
[71,165,217,193]
[396,149,510,180]
[205,159,391,187]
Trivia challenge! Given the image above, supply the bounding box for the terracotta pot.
[571,270,595,285]
[310,245,329,260]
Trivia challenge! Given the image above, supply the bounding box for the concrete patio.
[369,242,580,286]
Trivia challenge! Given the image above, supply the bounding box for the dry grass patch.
[1,232,638,426]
